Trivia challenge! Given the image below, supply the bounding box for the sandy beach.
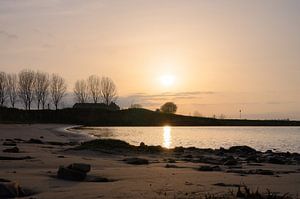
[0,124,299,198]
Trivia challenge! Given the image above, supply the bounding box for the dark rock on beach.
[0,156,32,160]
[228,146,256,155]
[123,157,149,165]
[57,163,91,181]
[68,163,91,173]
[26,138,44,144]
[57,166,87,181]
[198,165,221,171]
[0,182,34,198]
[3,147,19,153]
[2,141,17,146]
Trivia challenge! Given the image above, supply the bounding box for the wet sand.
[0,124,299,198]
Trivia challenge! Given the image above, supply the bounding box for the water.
[76,126,300,153]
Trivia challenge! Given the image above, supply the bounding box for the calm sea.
[76,126,300,153]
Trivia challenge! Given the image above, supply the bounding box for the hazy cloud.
[118,91,215,108]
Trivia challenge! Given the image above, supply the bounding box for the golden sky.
[1,0,300,119]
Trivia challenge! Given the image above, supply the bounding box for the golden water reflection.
[163,126,172,148]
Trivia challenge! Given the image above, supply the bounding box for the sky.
[1,0,300,119]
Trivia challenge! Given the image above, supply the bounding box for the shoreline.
[69,125,300,154]
[0,124,299,198]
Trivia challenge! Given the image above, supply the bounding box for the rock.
[254,169,274,175]
[67,163,91,173]
[0,182,32,198]
[223,156,238,166]
[166,158,176,163]
[123,157,149,165]
[57,166,87,181]
[174,146,185,153]
[213,183,240,187]
[246,154,260,163]
[0,156,32,160]
[0,182,20,198]
[3,147,19,153]
[2,141,16,146]
[198,165,221,171]
[228,146,256,154]
[86,176,110,182]
[267,156,286,165]
[27,138,44,144]
[183,154,193,159]
[165,164,180,168]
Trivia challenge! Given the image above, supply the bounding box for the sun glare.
[163,126,172,148]
[160,74,175,87]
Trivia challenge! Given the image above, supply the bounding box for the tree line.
[0,69,117,110]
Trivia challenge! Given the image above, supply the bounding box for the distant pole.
[239,109,242,119]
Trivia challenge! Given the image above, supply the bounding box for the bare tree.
[50,74,67,110]
[18,69,36,110]
[0,72,7,106]
[6,73,18,108]
[87,75,101,103]
[74,79,89,103]
[34,71,50,110]
[100,77,117,105]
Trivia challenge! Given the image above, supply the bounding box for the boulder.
[3,147,19,153]
[57,166,87,181]
[123,157,149,165]
[67,163,91,173]
[228,146,256,154]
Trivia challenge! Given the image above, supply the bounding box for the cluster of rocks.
[57,163,91,181]
[175,145,300,166]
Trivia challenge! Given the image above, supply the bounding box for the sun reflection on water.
[163,126,172,148]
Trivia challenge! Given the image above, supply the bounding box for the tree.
[0,72,7,106]
[100,77,117,105]
[74,79,89,103]
[34,71,50,110]
[18,69,35,110]
[87,75,101,103]
[50,74,67,110]
[6,73,18,108]
[160,102,177,114]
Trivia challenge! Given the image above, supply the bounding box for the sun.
[160,74,175,87]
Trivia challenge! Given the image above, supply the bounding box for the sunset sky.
[1,0,300,119]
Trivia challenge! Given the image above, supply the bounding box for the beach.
[0,124,299,198]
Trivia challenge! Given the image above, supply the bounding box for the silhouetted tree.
[18,69,35,110]
[50,74,66,110]
[0,72,7,106]
[87,75,101,103]
[100,77,117,105]
[34,71,50,110]
[160,102,177,114]
[74,79,89,103]
[6,73,18,108]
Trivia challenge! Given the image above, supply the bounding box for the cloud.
[0,30,18,39]
[118,91,215,108]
